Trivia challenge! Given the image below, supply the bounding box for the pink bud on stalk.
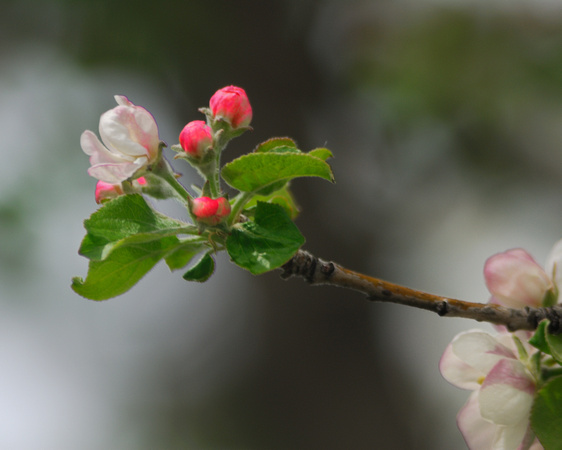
[191,196,231,226]
[179,120,213,158]
[209,86,252,129]
[94,176,147,204]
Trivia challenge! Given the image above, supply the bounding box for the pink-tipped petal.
[545,238,562,293]
[87,158,147,185]
[484,249,551,308]
[451,330,515,374]
[479,359,534,426]
[439,342,482,390]
[457,391,497,450]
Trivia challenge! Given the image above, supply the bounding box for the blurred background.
[2,0,562,448]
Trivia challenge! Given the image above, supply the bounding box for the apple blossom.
[81,95,161,184]
[484,242,562,309]
[209,85,252,129]
[191,196,231,226]
[440,330,541,450]
[179,120,213,158]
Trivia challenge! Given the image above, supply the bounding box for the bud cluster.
[81,85,253,229]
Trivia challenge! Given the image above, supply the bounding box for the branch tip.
[279,249,562,333]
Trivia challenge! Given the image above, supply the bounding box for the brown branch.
[280,249,562,334]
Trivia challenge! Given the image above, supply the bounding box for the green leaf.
[226,202,305,275]
[79,194,195,260]
[183,252,215,282]
[253,137,298,153]
[221,152,334,195]
[530,320,551,355]
[72,237,181,300]
[531,376,562,449]
[308,148,333,161]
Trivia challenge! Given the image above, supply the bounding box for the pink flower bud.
[179,120,213,158]
[95,180,124,204]
[94,177,147,204]
[209,86,252,129]
[192,196,231,225]
[484,248,552,308]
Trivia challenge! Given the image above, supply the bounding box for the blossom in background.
[81,95,161,184]
[179,120,213,158]
[191,196,231,226]
[94,177,147,204]
[440,330,542,450]
[484,241,562,309]
[209,85,252,129]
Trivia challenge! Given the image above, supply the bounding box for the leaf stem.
[152,158,192,207]
[229,191,254,224]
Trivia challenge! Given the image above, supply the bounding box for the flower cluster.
[81,86,252,227]
[440,242,562,449]
[440,330,540,449]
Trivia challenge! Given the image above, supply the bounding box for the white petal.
[80,130,131,165]
[439,342,482,389]
[545,239,562,295]
[99,107,152,157]
[491,420,533,450]
[479,359,534,426]
[457,391,497,449]
[114,95,133,106]
[452,330,515,374]
[87,157,147,184]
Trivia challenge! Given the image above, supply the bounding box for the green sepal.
[546,325,562,365]
[226,202,305,275]
[531,375,562,449]
[529,319,562,365]
[530,320,550,355]
[183,252,215,282]
[221,151,334,196]
[542,288,558,308]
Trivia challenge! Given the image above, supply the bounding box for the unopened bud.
[179,120,213,158]
[192,196,231,226]
[209,86,252,129]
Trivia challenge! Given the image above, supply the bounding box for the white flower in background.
[81,95,161,184]
[440,330,542,450]
[484,241,562,309]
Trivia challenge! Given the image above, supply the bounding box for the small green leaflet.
[226,202,305,275]
[183,252,215,282]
